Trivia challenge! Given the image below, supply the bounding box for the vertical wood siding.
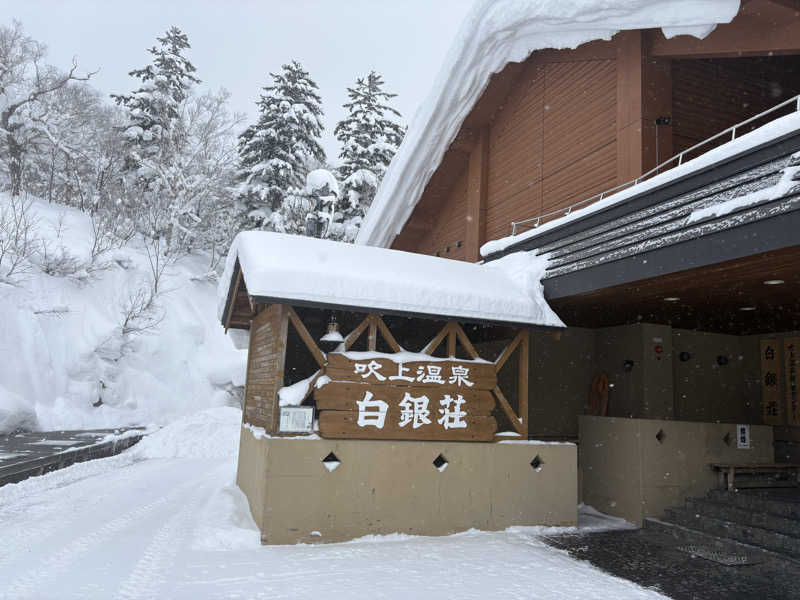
[486,58,617,241]
[672,57,800,158]
[243,305,287,431]
[414,168,469,259]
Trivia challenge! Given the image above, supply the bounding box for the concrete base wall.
[580,415,773,525]
[236,427,577,544]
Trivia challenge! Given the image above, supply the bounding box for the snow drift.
[0,194,246,433]
[356,0,740,249]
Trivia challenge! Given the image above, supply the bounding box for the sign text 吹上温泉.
[316,355,498,441]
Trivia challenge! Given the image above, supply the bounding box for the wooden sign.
[316,354,499,442]
[325,353,497,390]
[785,338,800,426]
[316,383,496,441]
[761,339,783,425]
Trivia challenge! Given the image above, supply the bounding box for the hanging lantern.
[320,314,344,344]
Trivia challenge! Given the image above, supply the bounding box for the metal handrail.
[510,93,800,236]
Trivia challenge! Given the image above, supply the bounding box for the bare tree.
[0,194,38,282]
[0,21,96,196]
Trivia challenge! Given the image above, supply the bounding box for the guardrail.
[510,93,800,236]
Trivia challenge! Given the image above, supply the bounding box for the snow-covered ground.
[0,194,246,433]
[0,406,665,600]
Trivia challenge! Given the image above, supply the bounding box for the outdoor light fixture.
[623,359,634,372]
[679,351,691,362]
[763,280,785,285]
[663,297,680,302]
[320,314,344,347]
[739,306,757,311]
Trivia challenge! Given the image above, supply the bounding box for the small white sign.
[737,424,751,449]
[279,407,314,433]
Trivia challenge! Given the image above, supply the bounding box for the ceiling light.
[739,306,757,311]
[763,279,785,285]
[663,297,680,302]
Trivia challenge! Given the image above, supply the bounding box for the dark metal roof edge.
[484,127,800,262]
[542,208,800,300]
[249,295,564,331]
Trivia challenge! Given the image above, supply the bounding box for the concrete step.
[663,507,800,558]
[707,489,800,520]
[686,497,800,537]
[642,517,800,570]
[643,517,800,567]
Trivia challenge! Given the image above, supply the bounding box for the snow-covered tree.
[113,28,242,288]
[334,71,404,219]
[0,21,96,196]
[270,168,340,238]
[111,26,200,174]
[236,61,325,228]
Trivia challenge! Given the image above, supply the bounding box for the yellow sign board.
[761,339,783,425]
[785,337,800,426]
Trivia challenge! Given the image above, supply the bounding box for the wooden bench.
[711,463,800,491]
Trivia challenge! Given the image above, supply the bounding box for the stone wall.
[237,429,577,544]
[580,415,773,525]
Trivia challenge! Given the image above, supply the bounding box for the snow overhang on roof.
[218,232,564,328]
[355,0,740,250]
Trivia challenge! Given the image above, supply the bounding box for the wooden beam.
[447,329,456,357]
[302,370,322,403]
[343,316,371,351]
[422,323,452,355]
[375,316,403,352]
[367,315,378,351]
[464,126,489,262]
[493,385,524,435]
[287,306,326,367]
[224,267,242,332]
[495,330,525,371]
[449,127,478,153]
[616,30,644,185]
[271,305,290,432]
[647,0,800,58]
[518,330,529,439]
[452,323,482,360]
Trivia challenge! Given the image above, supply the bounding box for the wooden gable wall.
[390,0,800,263]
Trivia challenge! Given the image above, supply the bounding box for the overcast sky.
[5,0,473,164]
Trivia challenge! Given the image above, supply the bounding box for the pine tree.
[237,61,325,228]
[111,27,200,173]
[335,71,404,219]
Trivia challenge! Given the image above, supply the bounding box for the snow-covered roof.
[218,232,564,328]
[356,0,740,249]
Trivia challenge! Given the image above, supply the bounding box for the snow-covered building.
[218,232,572,543]
[355,0,800,526]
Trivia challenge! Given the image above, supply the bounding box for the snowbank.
[0,195,247,433]
[356,0,740,249]
[219,231,564,327]
[132,406,242,459]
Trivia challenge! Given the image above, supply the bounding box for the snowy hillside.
[0,193,246,433]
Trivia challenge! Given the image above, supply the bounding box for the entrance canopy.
[218,232,564,330]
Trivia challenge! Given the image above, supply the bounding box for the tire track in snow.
[0,456,142,572]
[0,474,198,600]
[113,477,208,600]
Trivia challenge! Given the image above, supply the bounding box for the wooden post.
[519,330,529,439]
[367,315,378,351]
[616,30,644,184]
[464,126,489,262]
[447,326,457,358]
[242,304,289,434]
